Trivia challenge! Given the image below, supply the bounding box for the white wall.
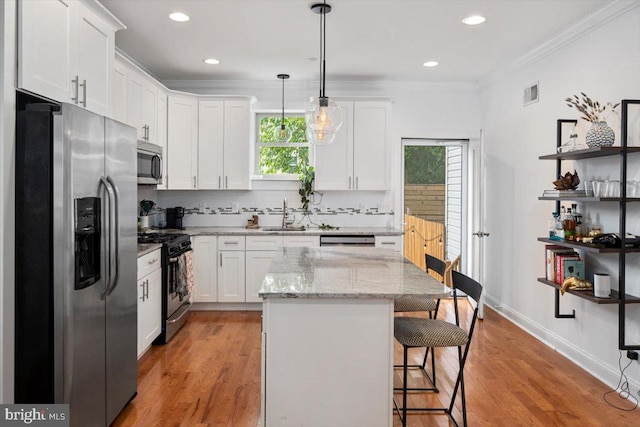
[480,5,640,393]
[0,0,16,404]
[162,79,482,228]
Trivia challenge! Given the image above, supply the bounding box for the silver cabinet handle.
[349,176,352,189]
[140,283,146,301]
[193,176,197,188]
[380,242,395,245]
[218,176,221,189]
[145,125,150,141]
[147,258,158,265]
[80,79,87,107]
[356,177,358,189]
[223,241,239,245]
[220,253,222,267]
[225,176,228,189]
[71,76,79,104]
[144,279,149,300]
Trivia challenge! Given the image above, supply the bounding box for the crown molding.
[480,0,640,89]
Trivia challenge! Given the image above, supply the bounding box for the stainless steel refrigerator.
[15,93,137,426]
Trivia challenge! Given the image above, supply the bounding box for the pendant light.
[275,74,292,143]
[305,1,343,146]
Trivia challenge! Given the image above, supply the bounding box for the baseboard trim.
[483,294,640,395]
[192,302,262,311]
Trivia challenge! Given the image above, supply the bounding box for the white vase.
[585,121,615,148]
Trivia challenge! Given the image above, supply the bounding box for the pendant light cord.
[322,0,327,98]
[281,76,285,127]
[318,5,323,98]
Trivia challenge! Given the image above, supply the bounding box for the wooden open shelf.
[537,237,640,253]
[539,196,640,202]
[537,278,640,304]
[539,146,640,161]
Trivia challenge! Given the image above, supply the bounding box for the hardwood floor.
[112,303,640,427]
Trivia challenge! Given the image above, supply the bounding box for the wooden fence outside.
[403,214,446,279]
[404,184,445,223]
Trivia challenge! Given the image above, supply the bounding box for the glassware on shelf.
[557,123,581,153]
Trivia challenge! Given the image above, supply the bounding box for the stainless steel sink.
[261,226,306,232]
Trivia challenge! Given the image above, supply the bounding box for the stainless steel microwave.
[137,141,162,185]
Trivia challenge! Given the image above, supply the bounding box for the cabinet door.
[167,95,199,189]
[223,101,251,190]
[314,101,353,190]
[113,57,128,123]
[353,102,391,190]
[18,0,73,103]
[192,236,218,302]
[218,251,246,302]
[140,79,157,143]
[198,101,225,189]
[283,236,320,248]
[157,90,168,189]
[245,251,275,303]
[127,69,144,139]
[73,2,114,117]
[137,268,162,358]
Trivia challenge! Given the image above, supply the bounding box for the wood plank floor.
[112,303,640,427]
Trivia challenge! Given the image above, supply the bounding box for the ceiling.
[100,0,610,84]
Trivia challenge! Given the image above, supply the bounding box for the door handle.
[472,231,490,237]
[105,176,120,297]
[80,79,87,107]
[99,177,115,298]
[140,283,146,301]
[71,76,80,104]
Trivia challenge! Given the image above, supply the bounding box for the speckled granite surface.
[259,247,450,299]
[137,243,162,257]
[183,226,403,237]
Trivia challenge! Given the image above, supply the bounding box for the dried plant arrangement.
[565,92,619,123]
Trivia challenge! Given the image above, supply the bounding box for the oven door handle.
[168,247,193,263]
[167,301,191,324]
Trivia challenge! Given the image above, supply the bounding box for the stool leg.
[402,346,408,427]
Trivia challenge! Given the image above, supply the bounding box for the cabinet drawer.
[246,235,283,251]
[138,248,162,279]
[375,235,403,252]
[218,235,246,251]
[283,235,320,248]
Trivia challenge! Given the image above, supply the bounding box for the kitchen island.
[259,247,450,427]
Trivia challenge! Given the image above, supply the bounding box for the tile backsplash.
[139,187,395,228]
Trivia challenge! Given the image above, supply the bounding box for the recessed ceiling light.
[423,61,439,68]
[169,12,190,22]
[203,58,220,65]
[462,15,486,25]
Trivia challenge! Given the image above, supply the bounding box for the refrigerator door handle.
[105,176,121,296]
[99,176,115,297]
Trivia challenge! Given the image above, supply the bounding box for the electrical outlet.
[627,350,639,360]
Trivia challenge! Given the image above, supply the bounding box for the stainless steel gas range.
[138,232,193,343]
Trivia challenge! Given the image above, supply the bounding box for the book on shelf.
[563,260,585,281]
[545,245,576,282]
[556,253,580,284]
[542,189,587,197]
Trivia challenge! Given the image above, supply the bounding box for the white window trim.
[253,110,312,181]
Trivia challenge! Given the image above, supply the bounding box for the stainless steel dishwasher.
[319,235,375,247]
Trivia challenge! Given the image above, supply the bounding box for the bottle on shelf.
[571,204,585,240]
[563,208,576,240]
[549,212,561,239]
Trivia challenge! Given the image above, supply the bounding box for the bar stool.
[393,254,447,391]
[393,270,483,427]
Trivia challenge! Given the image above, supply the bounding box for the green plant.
[565,93,619,123]
[298,164,314,212]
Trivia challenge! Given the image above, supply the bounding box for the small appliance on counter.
[166,207,185,229]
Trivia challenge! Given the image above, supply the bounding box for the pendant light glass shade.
[305,96,342,145]
[275,73,292,143]
[305,2,342,146]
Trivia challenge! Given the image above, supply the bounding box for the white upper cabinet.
[18,0,124,117]
[156,89,168,189]
[198,100,225,189]
[167,94,199,189]
[126,66,158,143]
[113,56,128,123]
[198,99,251,190]
[314,100,391,191]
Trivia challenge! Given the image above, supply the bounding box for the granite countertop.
[137,243,162,257]
[182,226,403,237]
[259,247,450,299]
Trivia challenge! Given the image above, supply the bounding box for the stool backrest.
[451,270,483,330]
[425,254,447,277]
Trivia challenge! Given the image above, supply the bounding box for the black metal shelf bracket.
[554,288,576,318]
[618,99,640,351]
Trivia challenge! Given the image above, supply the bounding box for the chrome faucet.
[282,198,289,228]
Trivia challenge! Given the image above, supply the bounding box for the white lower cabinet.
[137,249,162,358]
[246,251,276,303]
[218,236,246,302]
[283,235,320,248]
[375,235,403,253]
[192,236,218,302]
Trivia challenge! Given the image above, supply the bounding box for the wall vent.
[523,82,539,106]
